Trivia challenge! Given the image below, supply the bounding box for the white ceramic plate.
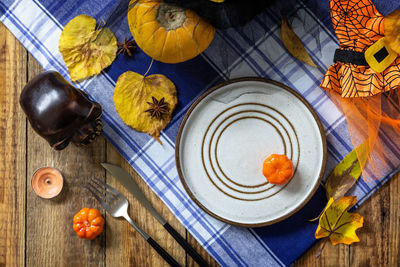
[176,78,326,227]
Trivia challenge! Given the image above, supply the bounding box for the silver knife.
[101,163,209,267]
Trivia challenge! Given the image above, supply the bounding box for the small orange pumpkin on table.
[127,0,215,63]
[73,208,104,240]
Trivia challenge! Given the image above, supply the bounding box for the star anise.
[145,97,169,120]
[117,37,137,57]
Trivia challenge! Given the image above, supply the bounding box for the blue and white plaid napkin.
[1,0,399,266]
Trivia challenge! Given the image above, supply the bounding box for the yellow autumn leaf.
[281,18,317,68]
[59,15,117,82]
[315,196,363,245]
[113,70,177,139]
[385,9,400,54]
[325,140,370,201]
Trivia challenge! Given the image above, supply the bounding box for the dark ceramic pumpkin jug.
[164,0,276,29]
[20,71,102,150]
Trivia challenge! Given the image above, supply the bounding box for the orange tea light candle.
[31,167,64,199]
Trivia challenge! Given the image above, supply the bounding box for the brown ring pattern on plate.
[209,113,287,193]
[202,105,297,192]
[208,111,295,196]
[214,113,290,189]
[201,103,300,201]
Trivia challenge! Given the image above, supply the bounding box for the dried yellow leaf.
[325,141,369,201]
[113,71,177,139]
[281,18,317,68]
[59,15,117,82]
[385,9,400,54]
[315,196,364,245]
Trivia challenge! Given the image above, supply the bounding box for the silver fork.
[86,177,181,267]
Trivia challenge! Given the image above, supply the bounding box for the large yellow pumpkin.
[128,0,215,64]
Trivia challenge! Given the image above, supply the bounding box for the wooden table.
[0,23,399,267]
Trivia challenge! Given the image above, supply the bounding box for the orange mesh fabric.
[320,0,400,97]
[327,89,400,181]
[321,0,400,181]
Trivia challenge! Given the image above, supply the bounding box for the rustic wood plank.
[350,173,400,267]
[294,238,349,267]
[25,56,107,267]
[105,143,186,266]
[0,23,27,267]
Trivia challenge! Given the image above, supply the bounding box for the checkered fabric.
[1,0,399,266]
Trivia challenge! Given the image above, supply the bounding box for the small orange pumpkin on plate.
[128,0,215,63]
[262,154,294,185]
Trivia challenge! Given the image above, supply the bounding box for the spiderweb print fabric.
[321,0,400,98]
[332,0,383,50]
[320,0,400,181]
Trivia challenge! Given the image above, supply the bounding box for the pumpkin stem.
[144,59,154,77]
[157,3,186,31]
